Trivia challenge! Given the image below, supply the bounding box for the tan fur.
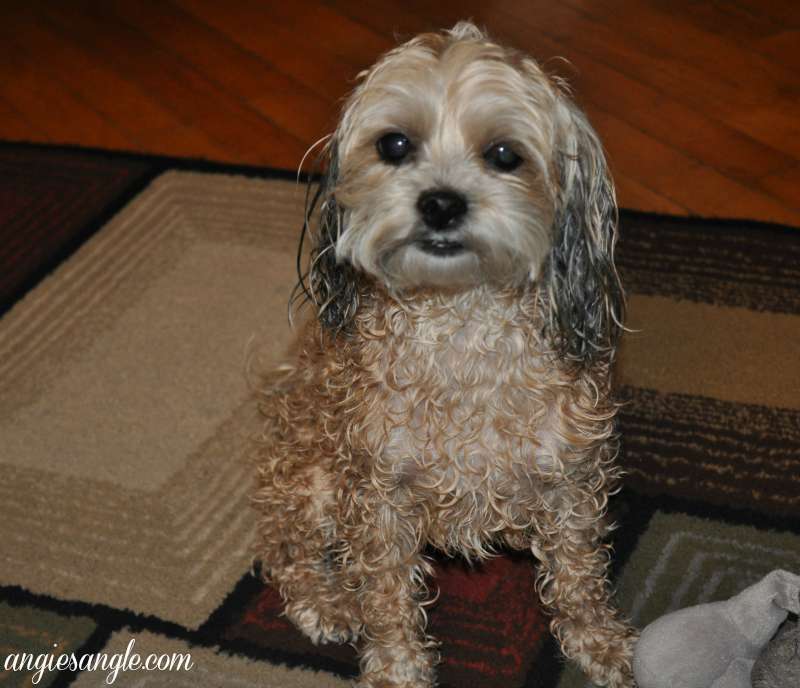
[253,22,636,688]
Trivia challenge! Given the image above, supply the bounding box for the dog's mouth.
[415,237,466,257]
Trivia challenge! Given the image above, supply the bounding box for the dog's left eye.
[376,132,413,165]
[484,142,523,172]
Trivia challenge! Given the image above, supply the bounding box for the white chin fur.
[382,243,482,290]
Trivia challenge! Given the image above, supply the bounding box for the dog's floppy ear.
[541,101,625,367]
[293,140,360,333]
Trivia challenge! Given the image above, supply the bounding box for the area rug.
[1,142,798,688]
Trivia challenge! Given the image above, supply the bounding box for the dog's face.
[307,23,623,365]
[332,25,564,290]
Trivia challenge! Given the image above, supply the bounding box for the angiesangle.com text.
[4,638,194,685]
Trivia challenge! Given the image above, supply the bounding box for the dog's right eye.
[483,142,523,173]
[376,132,413,165]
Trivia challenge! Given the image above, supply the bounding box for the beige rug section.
[70,629,349,688]
[619,294,800,410]
[0,171,304,628]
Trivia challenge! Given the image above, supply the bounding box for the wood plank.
[566,0,800,100]
[175,0,381,101]
[0,96,48,142]
[730,0,800,28]
[0,36,133,150]
[255,1,393,69]
[589,107,800,225]
[104,0,337,149]
[760,164,800,210]
[757,30,800,74]
[555,0,800,159]
[613,173,689,216]
[651,1,784,45]
[1,9,189,147]
[39,1,307,167]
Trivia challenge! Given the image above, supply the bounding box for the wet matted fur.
[253,22,636,688]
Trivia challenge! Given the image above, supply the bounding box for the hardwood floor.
[1,0,798,224]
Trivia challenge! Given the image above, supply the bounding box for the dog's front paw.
[355,670,434,688]
[356,640,436,688]
[285,600,360,645]
[584,622,638,688]
[557,615,637,688]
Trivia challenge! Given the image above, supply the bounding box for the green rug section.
[619,511,800,627]
[0,601,96,687]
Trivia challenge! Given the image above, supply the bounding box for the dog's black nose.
[417,189,468,230]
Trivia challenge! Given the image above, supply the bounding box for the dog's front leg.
[531,481,637,688]
[347,502,436,688]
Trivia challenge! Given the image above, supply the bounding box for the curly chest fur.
[353,288,605,552]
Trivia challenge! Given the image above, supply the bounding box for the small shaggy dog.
[253,22,636,688]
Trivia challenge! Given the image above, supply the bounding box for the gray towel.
[633,570,800,688]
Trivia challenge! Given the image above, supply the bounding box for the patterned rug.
[1,142,798,688]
